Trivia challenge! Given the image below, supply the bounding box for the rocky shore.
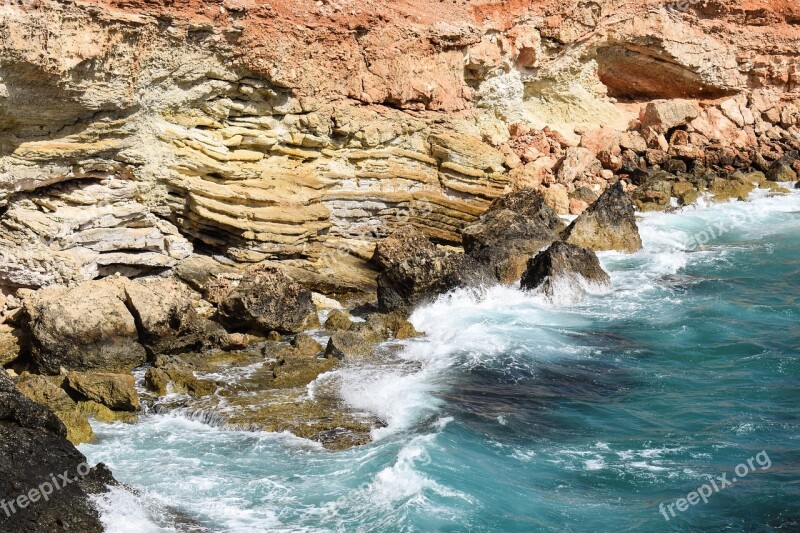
[1,0,799,527]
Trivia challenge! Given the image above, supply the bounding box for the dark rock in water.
[462,189,565,284]
[24,279,147,374]
[795,181,800,189]
[0,370,115,533]
[377,250,484,314]
[562,182,643,253]
[325,331,374,360]
[370,225,436,271]
[520,241,610,297]
[218,267,318,334]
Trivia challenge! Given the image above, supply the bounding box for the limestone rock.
[562,182,643,253]
[520,241,610,298]
[640,100,701,133]
[292,334,323,356]
[218,268,318,334]
[708,177,755,202]
[766,161,798,182]
[0,325,24,366]
[325,331,375,360]
[377,251,482,313]
[370,225,437,271]
[632,178,673,212]
[123,277,227,355]
[65,372,139,412]
[24,279,147,374]
[324,310,353,331]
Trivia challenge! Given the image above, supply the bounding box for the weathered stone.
[124,277,227,356]
[0,370,116,531]
[0,325,24,366]
[766,161,798,182]
[324,310,353,331]
[520,241,610,298]
[325,331,375,360]
[632,178,673,212]
[292,334,323,356]
[708,177,755,202]
[218,268,318,334]
[370,225,437,271]
[562,182,643,253]
[65,372,139,411]
[377,251,483,313]
[24,279,147,374]
[640,99,701,133]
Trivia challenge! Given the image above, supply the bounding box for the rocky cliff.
[0,0,798,297]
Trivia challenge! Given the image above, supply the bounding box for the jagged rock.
[377,251,482,313]
[174,255,242,304]
[0,370,115,533]
[640,99,701,133]
[0,325,24,366]
[324,310,353,331]
[520,242,610,298]
[562,182,643,253]
[462,189,566,284]
[325,331,374,360]
[15,375,94,445]
[145,359,218,398]
[708,177,755,202]
[23,279,147,374]
[291,334,323,356]
[767,161,798,182]
[77,400,138,424]
[64,372,139,412]
[372,312,421,339]
[370,225,437,271]
[123,277,227,356]
[218,268,318,334]
[632,178,673,212]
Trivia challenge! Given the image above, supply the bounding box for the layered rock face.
[0,0,798,297]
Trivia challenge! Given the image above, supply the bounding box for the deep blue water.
[81,189,800,532]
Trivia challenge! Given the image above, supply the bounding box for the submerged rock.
[0,370,115,532]
[24,279,147,374]
[520,241,610,298]
[562,182,643,253]
[218,267,318,334]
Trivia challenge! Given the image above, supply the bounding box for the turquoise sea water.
[80,188,800,532]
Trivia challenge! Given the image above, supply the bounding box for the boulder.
[144,363,217,398]
[541,184,570,215]
[291,334,323,356]
[64,372,139,412]
[708,177,755,202]
[324,310,353,331]
[462,189,565,284]
[15,375,94,445]
[766,161,798,182]
[562,182,643,253]
[123,278,227,355]
[218,268,318,334]
[377,251,482,314]
[24,279,147,374]
[640,99,701,133]
[0,325,24,366]
[370,225,436,271]
[324,331,375,360]
[520,242,610,298]
[632,178,673,212]
[0,370,115,532]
